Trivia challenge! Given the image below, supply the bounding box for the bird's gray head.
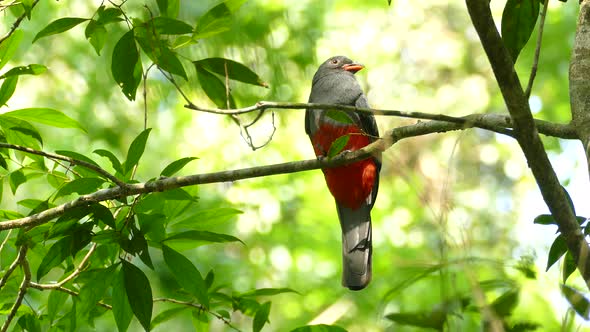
[312,56,364,85]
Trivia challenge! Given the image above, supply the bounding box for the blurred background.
[3,0,589,330]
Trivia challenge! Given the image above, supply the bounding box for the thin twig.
[0,0,40,45]
[32,243,97,289]
[525,0,549,98]
[0,241,23,290]
[154,298,240,331]
[0,229,12,264]
[0,246,30,332]
[0,142,128,188]
[224,60,230,110]
[186,101,575,138]
[29,282,113,309]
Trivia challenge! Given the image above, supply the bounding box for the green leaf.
[205,270,215,289]
[290,325,348,332]
[386,311,446,329]
[253,301,271,332]
[160,157,199,176]
[4,108,85,132]
[162,245,209,307]
[9,169,26,194]
[55,178,105,198]
[0,115,43,149]
[112,267,134,332]
[137,213,166,242]
[97,7,124,24]
[48,289,69,323]
[37,236,73,281]
[501,0,540,62]
[17,313,41,332]
[240,288,299,297]
[193,58,268,87]
[121,259,153,331]
[94,148,123,174]
[490,288,519,317]
[195,65,236,109]
[327,135,350,158]
[151,307,189,329]
[124,128,152,175]
[55,150,100,167]
[0,30,23,71]
[194,2,231,38]
[90,202,116,229]
[33,17,89,43]
[76,266,117,320]
[172,207,242,229]
[546,235,567,272]
[533,214,555,225]
[152,17,193,35]
[157,0,180,18]
[563,251,577,283]
[562,186,576,215]
[561,284,590,319]
[0,76,18,106]
[112,30,142,101]
[325,110,354,124]
[155,45,187,79]
[85,19,107,55]
[0,64,47,79]
[163,230,244,245]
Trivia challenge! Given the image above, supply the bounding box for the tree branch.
[570,0,590,177]
[0,118,479,231]
[29,282,113,310]
[0,246,29,332]
[466,0,590,290]
[154,298,240,331]
[185,101,577,139]
[0,142,129,188]
[32,243,97,289]
[0,0,39,45]
[525,0,549,99]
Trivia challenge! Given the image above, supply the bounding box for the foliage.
[0,0,588,331]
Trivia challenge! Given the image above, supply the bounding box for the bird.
[305,55,381,290]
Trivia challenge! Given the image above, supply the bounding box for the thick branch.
[570,0,590,175]
[466,0,590,288]
[185,101,577,139]
[0,119,469,231]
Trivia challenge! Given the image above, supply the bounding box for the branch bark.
[0,118,479,231]
[185,101,577,139]
[466,0,590,289]
[570,0,590,177]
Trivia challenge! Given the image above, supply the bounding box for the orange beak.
[342,63,364,73]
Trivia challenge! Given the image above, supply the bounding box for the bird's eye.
[330,59,338,64]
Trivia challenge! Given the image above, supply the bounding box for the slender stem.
[0,246,30,332]
[154,298,240,331]
[33,243,97,289]
[525,0,549,98]
[0,142,128,188]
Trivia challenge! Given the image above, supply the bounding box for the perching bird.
[305,56,381,290]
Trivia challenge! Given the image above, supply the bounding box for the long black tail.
[336,204,372,290]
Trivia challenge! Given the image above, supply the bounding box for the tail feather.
[336,204,372,290]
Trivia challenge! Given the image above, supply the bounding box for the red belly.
[311,124,377,209]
